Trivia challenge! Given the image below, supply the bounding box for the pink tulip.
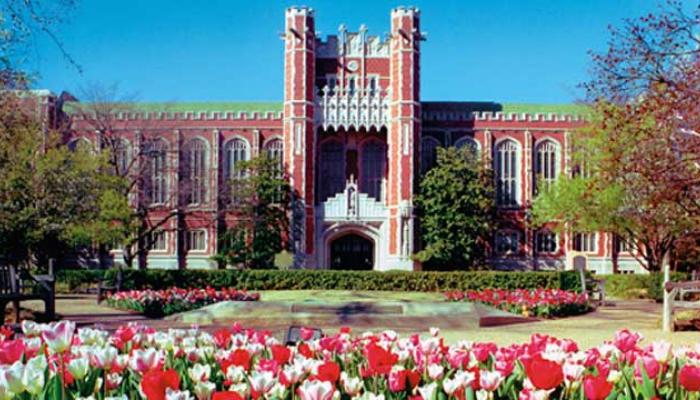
[480,370,503,391]
[296,379,335,400]
[613,329,641,353]
[42,321,75,354]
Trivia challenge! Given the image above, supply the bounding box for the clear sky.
[30,0,688,104]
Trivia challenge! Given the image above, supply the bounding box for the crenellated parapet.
[421,110,585,123]
[69,110,284,121]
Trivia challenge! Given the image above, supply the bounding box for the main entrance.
[329,234,374,270]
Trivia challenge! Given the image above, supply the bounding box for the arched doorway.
[329,234,374,270]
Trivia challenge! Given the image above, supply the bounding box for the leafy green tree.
[533,100,700,272]
[414,146,496,270]
[214,155,290,269]
[0,94,107,266]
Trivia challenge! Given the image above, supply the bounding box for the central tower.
[283,6,423,270]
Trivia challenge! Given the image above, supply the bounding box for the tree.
[414,147,496,270]
[0,93,106,266]
[68,84,189,269]
[214,155,290,269]
[1,0,80,88]
[533,99,700,272]
[536,1,700,272]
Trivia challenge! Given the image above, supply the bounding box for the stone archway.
[329,233,374,270]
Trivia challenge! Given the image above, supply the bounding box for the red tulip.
[270,344,291,365]
[365,343,398,375]
[680,364,700,392]
[316,361,341,383]
[141,369,180,400]
[583,373,613,400]
[0,339,25,365]
[523,353,564,390]
[212,391,244,400]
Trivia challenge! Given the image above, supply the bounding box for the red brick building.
[52,7,642,273]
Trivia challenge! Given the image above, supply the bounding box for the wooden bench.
[0,260,56,323]
[662,266,700,332]
[97,267,124,303]
[573,256,606,306]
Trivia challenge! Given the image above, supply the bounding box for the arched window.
[360,140,386,201]
[534,140,559,193]
[265,138,284,173]
[494,139,519,206]
[420,137,440,174]
[114,139,131,177]
[454,136,480,157]
[320,140,345,201]
[147,139,168,205]
[224,138,250,204]
[182,138,208,205]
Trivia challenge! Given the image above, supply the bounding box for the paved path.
[15,295,700,348]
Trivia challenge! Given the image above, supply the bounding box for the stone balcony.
[315,86,390,131]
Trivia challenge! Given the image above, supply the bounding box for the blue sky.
[31,0,686,104]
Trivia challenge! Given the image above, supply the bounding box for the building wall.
[53,6,645,274]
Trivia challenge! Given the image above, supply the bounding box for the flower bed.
[445,288,591,318]
[2,322,700,400]
[106,287,260,317]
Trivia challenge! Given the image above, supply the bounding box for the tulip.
[193,381,216,400]
[165,388,192,400]
[480,370,503,392]
[583,373,613,400]
[130,348,163,374]
[0,340,25,365]
[188,364,211,383]
[389,369,407,392]
[141,369,180,400]
[4,361,25,394]
[212,392,243,400]
[249,371,275,395]
[613,329,641,353]
[650,340,672,364]
[90,346,119,369]
[523,353,564,390]
[316,360,340,383]
[297,379,335,400]
[417,382,437,400]
[427,364,444,381]
[42,321,76,354]
[341,372,363,396]
[68,357,90,380]
[680,364,700,392]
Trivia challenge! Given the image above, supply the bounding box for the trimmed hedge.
[596,272,689,302]
[56,269,106,292]
[64,269,587,293]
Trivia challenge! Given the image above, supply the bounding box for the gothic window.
[265,139,284,173]
[454,136,480,157]
[616,236,632,253]
[147,139,168,205]
[535,230,558,253]
[573,232,597,253]
[360,140,386,201]
[368,76,379,96]
[224,138,250,203]
[186,229,207,251]
[149,230,167,251]
[420,136,440,174]
[114,139,131,177]
[534,140,559,193]
[494,139,519,206]
[320,140,345,202]
[495,230,520,255]
[183,138,208,205]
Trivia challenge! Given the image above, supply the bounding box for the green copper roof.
[501,103,588,115]
[62,101,283,114]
